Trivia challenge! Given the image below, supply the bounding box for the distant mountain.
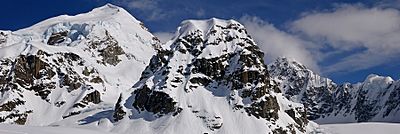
[0,4,316,134]
[268,57,400,124]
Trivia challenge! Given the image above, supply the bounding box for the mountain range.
[0,4,398,134]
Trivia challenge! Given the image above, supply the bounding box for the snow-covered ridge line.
[268,57,400,124]
[0,4,317,134]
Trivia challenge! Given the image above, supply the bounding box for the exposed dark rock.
[82,67,94,76]
[192,55,230,80]
[272,127,287,134]
[133,85,177,115]
[54,101,66,107]
[0,99,25,112]
[62,52,82,63]
[189,77,211,86]
[354,90,377,122]
[285,107,308,132]
[0,99,31,125]
[61,74,82,92]
[73,90,101,109]
[0,110,31,125]
[113,94,126,121]
[245,96,279,120]
[89,31,125,66]
[11,54,56,100]
[62,111,81,119]
[14,56,35,87]
[0,32,7,44]
[90,76,103,83]
[83,90,102,104]
[98,42,125,66]
[0,59,12,85]
[384,86,400,117]
[47,31,68,45]
[196,115,223,131]
[29,82,56,100]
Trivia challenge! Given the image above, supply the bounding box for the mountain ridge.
[0,3,399,134]
[0,4,316,134]
[268,57,400,124]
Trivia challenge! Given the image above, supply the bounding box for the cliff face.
[117,18,314,133]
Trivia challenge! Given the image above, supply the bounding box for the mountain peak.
[270,57,309,73]
[16,4,142,34]
[86,3,129,19]
[95,3,121,11]
[178,18,245,37]
[0,3,157,126]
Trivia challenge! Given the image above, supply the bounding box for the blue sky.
[1,0,399,83]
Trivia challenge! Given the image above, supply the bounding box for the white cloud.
[154,32,174,43]
[291,4,400,73]
[240,16,321,72]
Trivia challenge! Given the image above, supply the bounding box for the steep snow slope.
[0,4,157,125]
[268,57,400,124]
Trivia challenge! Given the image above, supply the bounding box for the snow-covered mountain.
[0,4,316,134]
[2,3,398,134]
[268,57,400,124]
[0,3,157,126]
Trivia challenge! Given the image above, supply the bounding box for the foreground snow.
[0,124,115,134]
[318,122,400,134]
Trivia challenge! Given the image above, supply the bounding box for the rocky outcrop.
[0,98,31,125]
[73,90,101,108]
[82,90,102,104]
[132,85,178,116]
[47,31,68,45]
[113,94,126,121]
[0,32,7,45]
[245,95,279,120]
[88,31,125,66]
[13,52,57,100]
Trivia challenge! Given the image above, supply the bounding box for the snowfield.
[318,122,400,134]
[0,124,115,134]
[1,122,400,134]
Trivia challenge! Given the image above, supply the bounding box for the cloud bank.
[240,16,321,72]
[291,4,400,73]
